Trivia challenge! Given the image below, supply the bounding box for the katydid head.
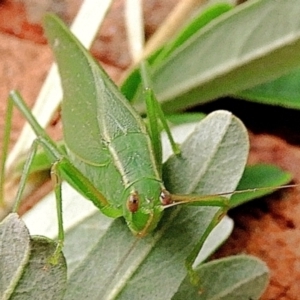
[123,182,172,237]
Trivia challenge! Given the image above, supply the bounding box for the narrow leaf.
[166,113,206,126]
[121,2,233,103]
[235,68,300,110]
[151,3,233,64]
[230,164,292,208]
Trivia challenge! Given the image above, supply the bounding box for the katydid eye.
[160,189,172,205]
[127,192,139,213]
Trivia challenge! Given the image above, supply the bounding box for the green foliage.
[174,255,269,300]
[0,214,67,299]
[231,164,293,207]
[235,68,300,109]
[1,0,299,299]
[122,0,300,112]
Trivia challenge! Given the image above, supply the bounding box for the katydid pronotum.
[0,14,296,269]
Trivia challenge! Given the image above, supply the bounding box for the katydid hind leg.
[8,135,65,260]
[2,134,64,263]
[12,139,89,262]
[5,91,119,254]
[8,91,114,212]
[49,160,65,263]
[12,139,40,213]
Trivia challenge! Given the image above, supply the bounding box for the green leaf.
[23,112,249,299]
[0,214,67,300]
[62,210,112,274]
[63,208,234,296]
[121,2,233,104]
[173,255,269,300]
[130,0,300,112]
[151,3,233,64]
[235,68,300,109]
[230,164,292,208]
[0,213,31,300]
[163,111,249,195]
[64,208,221,299]
[166,113,206,126]
[10,236,67,300]
[59,111,249,299]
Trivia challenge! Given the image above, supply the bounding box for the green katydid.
[0,14,295,261]
[1,14,227,244]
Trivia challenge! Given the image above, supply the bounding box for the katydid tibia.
[0,14,295,260]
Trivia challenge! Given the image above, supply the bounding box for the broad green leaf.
[121,2,233,102]
[63,210,112,274]
[163,111,249,195]
[0,214,67,300]
[152,3,233,64]
[10,236,67,300]
[130,0,300,112]
[235,68,300,109]
[0,213,30,300]
[64,208,221,299]
[63,209,234,292]
[173,255,269,300]
[22,112,249,299]
[60,111,249,299]
[230,164,292,208]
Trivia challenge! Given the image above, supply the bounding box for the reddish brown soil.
[1,1,300,299]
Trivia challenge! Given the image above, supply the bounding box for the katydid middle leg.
[140,61,180,169]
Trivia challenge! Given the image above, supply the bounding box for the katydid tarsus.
[0,14,296,268]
